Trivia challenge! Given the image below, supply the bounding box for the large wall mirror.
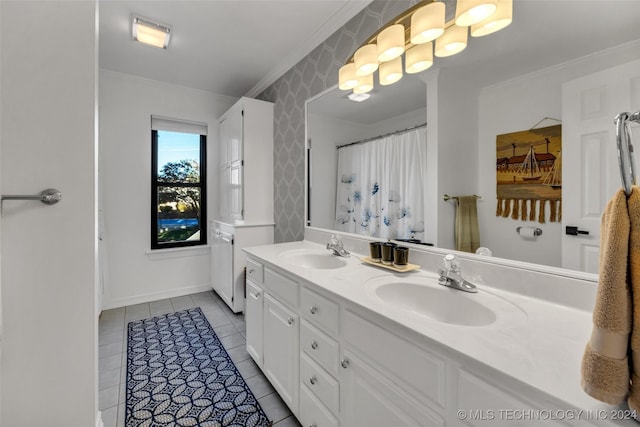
[306,0,640,276]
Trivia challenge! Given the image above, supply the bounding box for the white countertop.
[244,240,637,426]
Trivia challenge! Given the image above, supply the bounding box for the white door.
[245,280,264,365]
[263,293,299,413]
[562,59,640,273]
[340,349,442,427]
[211,229,234,306]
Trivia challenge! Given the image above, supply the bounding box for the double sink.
[276,249,526,328]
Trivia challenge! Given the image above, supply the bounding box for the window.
[151,117,207,249]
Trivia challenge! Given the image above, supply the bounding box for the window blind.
[151,115,208,135]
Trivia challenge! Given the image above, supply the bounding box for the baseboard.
[96,411,104,427]
[102,283,213,310]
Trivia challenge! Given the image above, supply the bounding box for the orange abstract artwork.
[496,124,562,223]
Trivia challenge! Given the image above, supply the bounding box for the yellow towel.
[455,196,480,253]
[581,189,631,404]
[628,187,640,411]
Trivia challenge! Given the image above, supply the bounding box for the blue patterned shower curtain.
[335,127,426,241]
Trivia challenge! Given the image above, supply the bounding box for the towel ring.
[615,110,640,197]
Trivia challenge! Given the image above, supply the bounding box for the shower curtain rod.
[336,122,427,150]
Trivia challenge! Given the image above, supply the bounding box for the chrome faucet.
[438,254,477,293]
[326,234,350,257]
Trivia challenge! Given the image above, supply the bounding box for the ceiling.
[100,1,640,102]
[99,0,372,98]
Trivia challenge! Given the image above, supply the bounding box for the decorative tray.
[360,257,420,273]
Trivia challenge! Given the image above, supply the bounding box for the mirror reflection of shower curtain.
[335,128,426,241]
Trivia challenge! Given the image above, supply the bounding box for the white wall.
[477,40,640,266]
[430,71,480,250]
[1,2,98,426]
[100,70,236,309]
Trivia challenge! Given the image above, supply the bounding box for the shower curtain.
[335,127,426,241]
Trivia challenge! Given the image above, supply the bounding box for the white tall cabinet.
[213,97,274,313]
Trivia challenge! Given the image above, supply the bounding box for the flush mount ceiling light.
[132,15,171,49]
[338,0,512,95]
[348,92,371,102]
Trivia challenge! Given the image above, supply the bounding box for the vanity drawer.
[246,258,264,284]
[300,352,339,415]
[264,267,298,309]
[299,384,339,427]
[301,319,339,375]
[301,286,339,335]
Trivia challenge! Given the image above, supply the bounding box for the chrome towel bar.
[1,188,62,205]
[615,110,640,197]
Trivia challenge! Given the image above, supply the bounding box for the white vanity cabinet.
[245,262,300,416]
[243,249,607,427]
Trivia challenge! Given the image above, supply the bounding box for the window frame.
[151,129,207,250]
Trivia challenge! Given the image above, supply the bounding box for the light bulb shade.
[410,2,445,44]
[353,74,374,94]
[379,57,403,86]
[377,24,405,62]
[405,42,433,74]
[339,63,358,90]
[132,16,171,49]
[471,0,512,37]
[354,44,379,77]
[435,25,468,57]
[455,0,497,27]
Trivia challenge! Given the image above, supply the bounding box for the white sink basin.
[366,275,526,327]
[278,249,347,270]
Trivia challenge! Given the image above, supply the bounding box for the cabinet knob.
[310,305,318,315]
[309,376,317,385]
[287,317,294,325]
[341,358,350,369]
[310,341,318,350]
[310,425,317,427]
[248,268,255,274]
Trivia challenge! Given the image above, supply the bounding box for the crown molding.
[245,0,374,98]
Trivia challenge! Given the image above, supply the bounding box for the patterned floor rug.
[126,307,271,427]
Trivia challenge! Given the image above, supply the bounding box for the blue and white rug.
[126,307,270,427]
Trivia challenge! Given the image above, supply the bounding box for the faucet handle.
[443,254,460,273]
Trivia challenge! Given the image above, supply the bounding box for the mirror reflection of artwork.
[496,124,562,223]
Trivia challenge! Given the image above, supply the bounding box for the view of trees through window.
[152,130,206,249]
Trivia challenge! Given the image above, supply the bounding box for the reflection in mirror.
[306,1,640,275]
[306,74,427,243]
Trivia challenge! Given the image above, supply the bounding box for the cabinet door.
[264,293,299,414]
[245,280,264,366]
[340,349,444,427]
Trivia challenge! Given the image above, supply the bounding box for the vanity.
[243,232,637,427]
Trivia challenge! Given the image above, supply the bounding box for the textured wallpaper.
[259,0,419,243]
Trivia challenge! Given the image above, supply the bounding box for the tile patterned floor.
[98,290,302,427]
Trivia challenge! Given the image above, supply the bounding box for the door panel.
[562,59,640,273]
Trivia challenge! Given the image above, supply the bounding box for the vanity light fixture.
[353,73,374,94]
[132,15,171,49]
[379,57,403,85]
[434,25,468,57]
[455,0,498,27]
[338,0,512,94]
[471,0,513,37]
[405,42,434,74]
